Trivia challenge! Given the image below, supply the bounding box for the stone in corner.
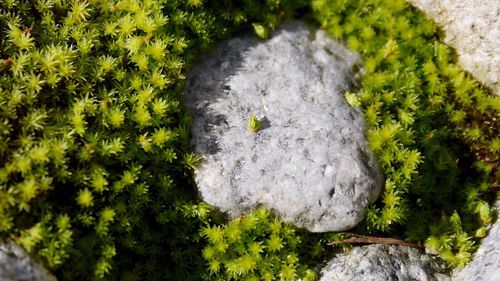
[319,244,450,281]
[0,239,56,281]
[408,0,500,95]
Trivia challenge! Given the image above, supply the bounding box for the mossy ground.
[0,0,498,280]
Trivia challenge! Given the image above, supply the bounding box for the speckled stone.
[184,21,382,232]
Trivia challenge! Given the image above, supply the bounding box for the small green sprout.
[248,114,262,133]
[252,23,269,39]
[344,92,361,107]
[184,153,203,170]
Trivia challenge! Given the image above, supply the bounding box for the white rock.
[319,244,450,281]
[184,21,383,232]
[0,239,56,281]
[408,0,500,95]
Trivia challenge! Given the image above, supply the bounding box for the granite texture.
[184,21,383,232]
[408,0,500,95]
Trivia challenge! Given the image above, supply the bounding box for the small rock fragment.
[0,239,56,281]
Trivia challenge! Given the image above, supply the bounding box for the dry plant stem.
[328,233,424,249]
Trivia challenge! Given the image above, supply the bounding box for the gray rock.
[319,244,450,281]
[184,21,383,232]
[452,198,500,281]
[408,0,500,95]
[0,239,56,281]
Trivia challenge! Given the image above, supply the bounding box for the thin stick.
[327,233,424,249]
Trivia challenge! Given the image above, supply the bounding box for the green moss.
[248,114,262,133]
[201,208,317,281]
[0,0,311,280]
[312,0,499,268]
[0,0,498,279]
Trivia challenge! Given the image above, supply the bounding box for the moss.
[201,208,317,281]
[0,0,307,280]
[311,0,499,268]
[0,0,498,279]
[248,114,262,133]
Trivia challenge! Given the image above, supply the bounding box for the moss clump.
[201,208,317,281]
[312,0,499,268]
[1,0,498,279]
[0,0,308,280]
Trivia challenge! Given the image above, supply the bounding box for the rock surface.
[0,239,56,281]
[319,244,450,281]
[184,21,383,232]
[452,198,500,281]
[408,0,500,95]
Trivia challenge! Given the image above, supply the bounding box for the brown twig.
[327,233,424,249]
